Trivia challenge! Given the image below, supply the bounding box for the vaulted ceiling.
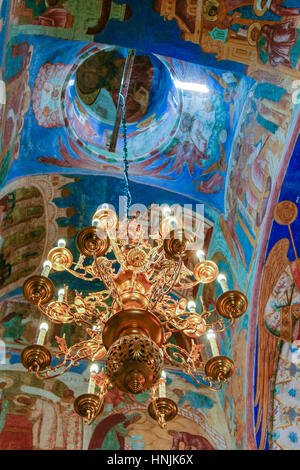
[0,0,300,451]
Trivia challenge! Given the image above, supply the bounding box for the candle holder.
[204,355,234,382]
[21,344,52,372]
[93,207,118,232]
[73,393,103,420]
[76,226,110,258]
[163,229,194,260]
[48,246,73,272]
[148,397,178,425]
[23,275,55,305]
[216,290,248,319]
[194,260,219,284]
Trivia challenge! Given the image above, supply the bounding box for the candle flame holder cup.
[48,246,73,271]
[204,355,234,383]
[216,290,248,319]
[163,229,195,260]
[148,397,178,425]
[73,393,103,420]
[23,275,55,305]
[21,344,52,372]
[193,260,219,284]
[76,226,110,258]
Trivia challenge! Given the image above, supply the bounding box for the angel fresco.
[263,202,300,344]
[254,201,300,450]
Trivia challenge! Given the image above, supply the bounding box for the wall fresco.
[248,136,300,450]
[0,41,33,186]
[269,341,300,450]
[0,174,78,300]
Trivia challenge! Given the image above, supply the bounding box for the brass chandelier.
[21,208,247,428]
[20,93,248,429]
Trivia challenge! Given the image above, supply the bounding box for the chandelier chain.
[120,93,132,219]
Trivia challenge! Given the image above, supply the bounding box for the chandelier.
[20,91,248,429]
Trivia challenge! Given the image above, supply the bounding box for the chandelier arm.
[160,314,206,335]
[203,317,234,333]
[162,342,222,391]
[93,255,123,310]
[65,338,106,362]
[32,357,80,380]
[162,257,183,296]
[109,238,127,269]
[174,279,201,290]
[146,249,165,272]
[34,338,106,381]
[186,370,222,391]
[149,258,183,309]
[84,291,111,303]
[162,342,205,369]
[71,298,110,326]
[64,265,98,281]
[37,300,75,324]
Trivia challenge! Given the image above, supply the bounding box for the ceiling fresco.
[1,34,254,212]
[0,0,300,452]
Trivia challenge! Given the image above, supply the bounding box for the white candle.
[58,289,65,303]
[162,206,171,218]
[41,260,52,278]
[88,363,99,394]
[57,239,66,248]
[187,300,196,313]
[168,217,177,231]
[158,370,166,398]
[37,322,48,346]
[217,273,229,293]
[196,249,205,262]
[207,329,219,357]
[92,325,102,333]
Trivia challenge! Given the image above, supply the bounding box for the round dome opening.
[62,46,182,161]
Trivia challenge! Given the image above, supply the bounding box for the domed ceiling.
[0,0,300,452]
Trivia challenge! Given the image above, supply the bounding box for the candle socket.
[73,393,103,420]
[205,356,234,383]
[23,275,55,305]
[148,398,178,425]
[21,344,52,372]
[216,290,248,319]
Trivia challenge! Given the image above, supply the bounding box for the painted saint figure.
[76,50,153,123]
